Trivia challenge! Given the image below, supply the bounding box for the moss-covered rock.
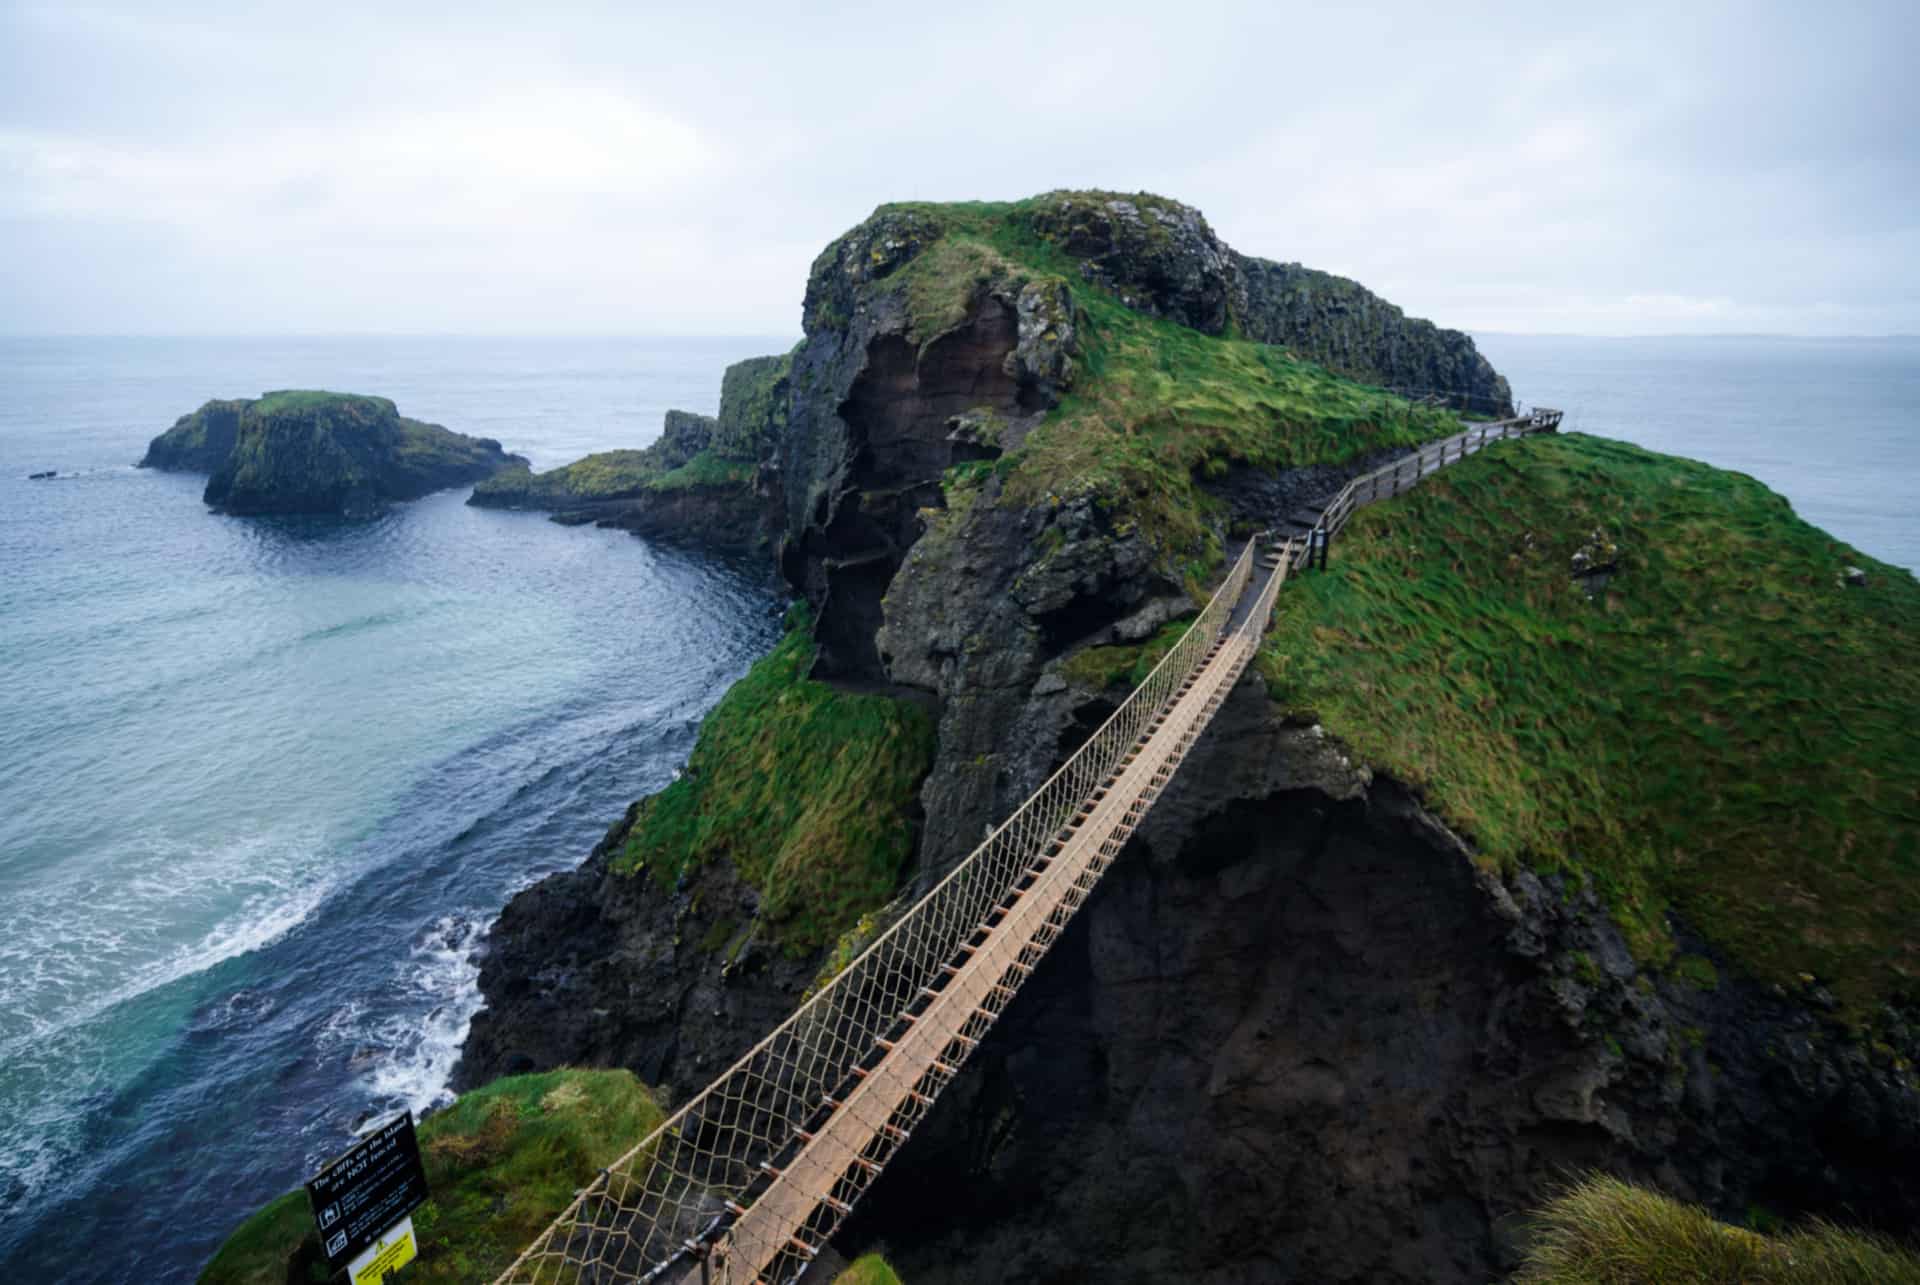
[139,398,250,472]
[142,390,526,516]
[470,409,718,510]
[471,354,794,552]
[197,1068,661,1285]
[714,349,795,460]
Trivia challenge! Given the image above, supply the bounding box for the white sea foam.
[359,913,489,1117]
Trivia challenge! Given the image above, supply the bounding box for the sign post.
[306,1112,430,1283]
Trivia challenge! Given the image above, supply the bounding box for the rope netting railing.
[496,537,1271,1285]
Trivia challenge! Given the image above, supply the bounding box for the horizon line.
[2,328,1917,343]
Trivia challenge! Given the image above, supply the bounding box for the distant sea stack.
[140,390,527,517]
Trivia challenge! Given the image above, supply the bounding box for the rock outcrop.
[1236,256,1513,415]
[470,355,793,552]
[141,391,525,516]
[1014,191,1512,413]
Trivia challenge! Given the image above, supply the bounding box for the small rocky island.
[140,390,526,517]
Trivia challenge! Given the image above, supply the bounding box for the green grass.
[199,1068,662,1285]
[1515,1174,1920,1283]
[1059,617,1193,690]
[840,194,1466,578]
[650,448,756,492]
[835,1254,904,1285]
[1004,286,1462,570]
[472,448,662,504]
[251,389,397,417]
[1256,433,1920,1011]
[614,605,937,950]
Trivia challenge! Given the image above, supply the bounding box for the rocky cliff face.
[141,390,524,516]
[840,684,1919,1283]
[455,191,1914,1277]
[1236,256,1513,414]
[1013,191,1511,413]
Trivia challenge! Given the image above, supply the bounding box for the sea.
[0,333,1914,1283]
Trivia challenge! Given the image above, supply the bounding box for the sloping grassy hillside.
[1515,1174,1920,1284]
[199,1068,660,1285]
[849,195,1468,575]
[614,605,937,950]
[1257,433,1920,1011]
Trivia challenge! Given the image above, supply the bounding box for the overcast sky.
[2,0,1913,337]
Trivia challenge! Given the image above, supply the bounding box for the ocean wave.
[0,829,340,1062]
[358,913,489,1118]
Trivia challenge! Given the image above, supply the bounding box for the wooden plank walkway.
[685,543,1298,1284]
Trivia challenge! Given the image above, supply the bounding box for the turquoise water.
[0,334,1913,1282]
[0,337,788,1281]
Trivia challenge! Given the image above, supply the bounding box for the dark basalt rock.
[141,391,525,517]
[841,682,1920,1284]
[1022,190,1242,334]
[781,210,1077,683]
[1014,190,1511,414]
[1235,255,1514,415]
[454,798,822,1098]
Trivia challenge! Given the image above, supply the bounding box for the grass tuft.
[1515,1174,1920,1283]
[1059,617,1193,691]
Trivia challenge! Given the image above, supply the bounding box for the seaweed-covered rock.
[142,390,525,516]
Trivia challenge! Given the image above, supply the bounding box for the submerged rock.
[141,390,525,517]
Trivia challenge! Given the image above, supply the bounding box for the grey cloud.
[1,0,1913,335]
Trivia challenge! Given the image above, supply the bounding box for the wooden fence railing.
[1306,408,1563,566]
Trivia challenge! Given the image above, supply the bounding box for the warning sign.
[306,1113,430,1271]
[348,1215,418,1285]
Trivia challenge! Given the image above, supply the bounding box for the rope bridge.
[493,410,1560,1285]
